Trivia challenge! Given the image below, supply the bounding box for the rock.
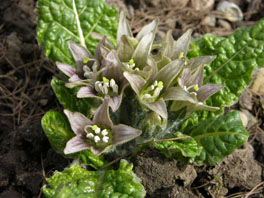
[251,68,264,95]
[239,109,258,128]
[190,0,214,11]
[218,19,232,30]
[239,89,253,111]
[216,1,243,22]
[202,15,216,27]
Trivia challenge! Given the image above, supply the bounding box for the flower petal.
[93,97,113,128]
[112,124,141,145]
[67,41,92,70]
[77,87,96,98]
[136,18,159,41]
[69,74,82,82]
[109,95,121,112]
[197,84,224,102]
[155,59,184,89]
[188,56,216,71]
[186,65,204,88]
[118,35,137,62]
[117,11,133,46]
[144,99,168,120]
[102,50,123,80]
[132,32,155,69]
[172,29,192,60]
[64,109,93,135]
[162,30,174,58]
[64,135,90,154]
[56,62,77,77]
[123,72,146,96]
[163,87,197,104]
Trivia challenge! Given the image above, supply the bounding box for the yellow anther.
[178,52,184,59]
[158,81,163,87]
[194,84,199,92]
[83,57,90,64]
[92,125,98,130]
[103,77,109,83]
[129,59,134,65]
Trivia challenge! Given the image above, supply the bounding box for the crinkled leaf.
[42,160,146,198]
[186,111,249,165]
[154,132,202,163]
[37,0,118,65]
[42,110,75,154]
[51,77,99,117]
[41,110,105,168]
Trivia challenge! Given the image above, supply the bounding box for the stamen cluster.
[142,80,164,102]
[95,77,119,96]
[85,125,110,144]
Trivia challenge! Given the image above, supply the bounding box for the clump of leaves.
[38,0,264,197]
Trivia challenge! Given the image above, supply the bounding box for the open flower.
[56,40,128,112]
[77,50,129,112]
[124,58,185,120]
[64,98,141,156]
[164,59,224,112]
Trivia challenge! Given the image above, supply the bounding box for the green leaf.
[154,132,202,163]
[189,19,264,109]
[41,110,106,168]
[42,110,75,154]
[186,111,249,165]
[37,0,118,65]
[42,160,146,198]
[51,77,100,118]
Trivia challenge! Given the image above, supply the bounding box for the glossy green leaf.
[186,111,249,165]
[37,0,118,65]
[42,110,75,154]
[51,77,100,118]
[42,160,146,198]
[41,110,106,168]
[189,19,264,109]
[154,132,202,163]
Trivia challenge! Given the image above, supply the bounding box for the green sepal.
[51,77,100,118]
[37,0,118,65]
[185,111,249,165]
[42,160,146,198]
[41,110,106,168]
[154,132,202,163]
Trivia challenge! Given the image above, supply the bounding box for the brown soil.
[0,0,264,197]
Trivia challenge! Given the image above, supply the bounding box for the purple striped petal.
[197,84,224,102]
[93,97,113,128]
[112,124,141,145]
[144,99,168,120]
[69,74,81,82]
[64,135,90,154]
[109,95,121,112]
[77,87,96,98]
[123,72,146,96]
[64,109,93,135]
[56,62,77,77]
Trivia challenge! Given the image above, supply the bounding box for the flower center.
[85,124,110,144]
[141,80,164,103]
[94,77,119,96]
[125,59,140,72]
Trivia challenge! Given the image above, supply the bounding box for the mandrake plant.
[37,0,264,197]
